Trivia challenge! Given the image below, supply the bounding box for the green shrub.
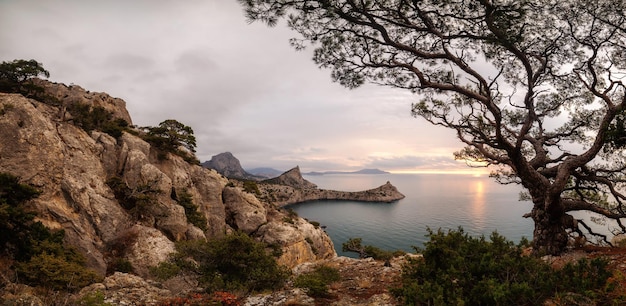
[172,188,208,231]
[66,102,129,137]
[150,261,181,281]
[15,251,102,291]
[242,180,261,195]
[0,172,101,291]
[106,176,163,221]
[294,265,340,298]
[107,258,134,274]
[342,237,395,261]
[152,232,290,293]
[75,290,113,306]
[392,228,614,306]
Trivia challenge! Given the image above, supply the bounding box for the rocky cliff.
[257,167,405,206]
[0,82,335,280]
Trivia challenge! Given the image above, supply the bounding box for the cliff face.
[0,83,335,278]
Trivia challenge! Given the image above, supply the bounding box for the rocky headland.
[257,166,405,206]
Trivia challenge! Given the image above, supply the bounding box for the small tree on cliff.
[0,59,49,97]
[143,119,199,164]
[240,0,626,254]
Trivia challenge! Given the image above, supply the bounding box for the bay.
[287,173,535,257]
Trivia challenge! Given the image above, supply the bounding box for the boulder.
[223,186,267,234]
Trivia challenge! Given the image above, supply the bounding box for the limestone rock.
[0,284,44,306]
[122,225,176,278]
[243,288,314,306]
[30,78,132,125]
[223,186,267,234]
[78,272,171,306]
[264,166,318,189]
[257,217,335,268]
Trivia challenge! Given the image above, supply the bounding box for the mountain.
[263,166,318,189]
[246,167,284,178]
[202,152,264,180]
[304,168,390,175]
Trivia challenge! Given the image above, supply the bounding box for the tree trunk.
[529,206,573,255]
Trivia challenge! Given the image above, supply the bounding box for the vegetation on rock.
[0,59,49,99]
[294,265,341,298]
[342,237,404,261]
[151,231,289,294]
[106,176,164,222]
[142,119,199,164]
[66,102,129,137]
[392,228,617,305]
[0,172,101,291]
[171,188,208,231]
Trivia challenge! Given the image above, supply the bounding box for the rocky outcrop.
[264,166,318,189]
[202,151,263,180]
[0,82,335,280]
[78,272,171,306]
[30,78,133,125]
[257,167,405,206]
[244,255,416,306]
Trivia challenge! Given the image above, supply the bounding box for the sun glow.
[390,169,489,176]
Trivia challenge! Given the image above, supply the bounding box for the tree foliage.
[392,228,615,305]
[152,232,289,293]
[0,172,101,291]
[294,265,340,298]
[144,119,197,153]
[143,119,199,164]
[0,59,49,96]
[240,0,626,254]
[342,237,398,261]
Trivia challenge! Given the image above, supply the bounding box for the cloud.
[0,0,474,173]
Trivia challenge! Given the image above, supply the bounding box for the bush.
[15,252,102,291]
[392,228,614,306]
[107,258,134,274]
[106,176,163,221]
[171,188,208,231]
[342,237,396,261]
[242,180,261,195]
[0,172,102,292]
[75,290,113,306]
[152,232,290,293]
[66,102,129,138]
[294,265,341,298]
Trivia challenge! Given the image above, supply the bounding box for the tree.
[144,119,197,154]
[0,59,49,96]
[240,0,626,255]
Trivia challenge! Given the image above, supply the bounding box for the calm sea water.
[288,173,535,257]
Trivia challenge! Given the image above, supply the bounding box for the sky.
[0,0,485,174]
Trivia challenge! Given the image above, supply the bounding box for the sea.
[287,173,535,257]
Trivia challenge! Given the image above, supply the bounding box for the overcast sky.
[0,0,484,174]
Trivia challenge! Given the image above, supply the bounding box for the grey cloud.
[0,0,473,174]
[104,53,155,71]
